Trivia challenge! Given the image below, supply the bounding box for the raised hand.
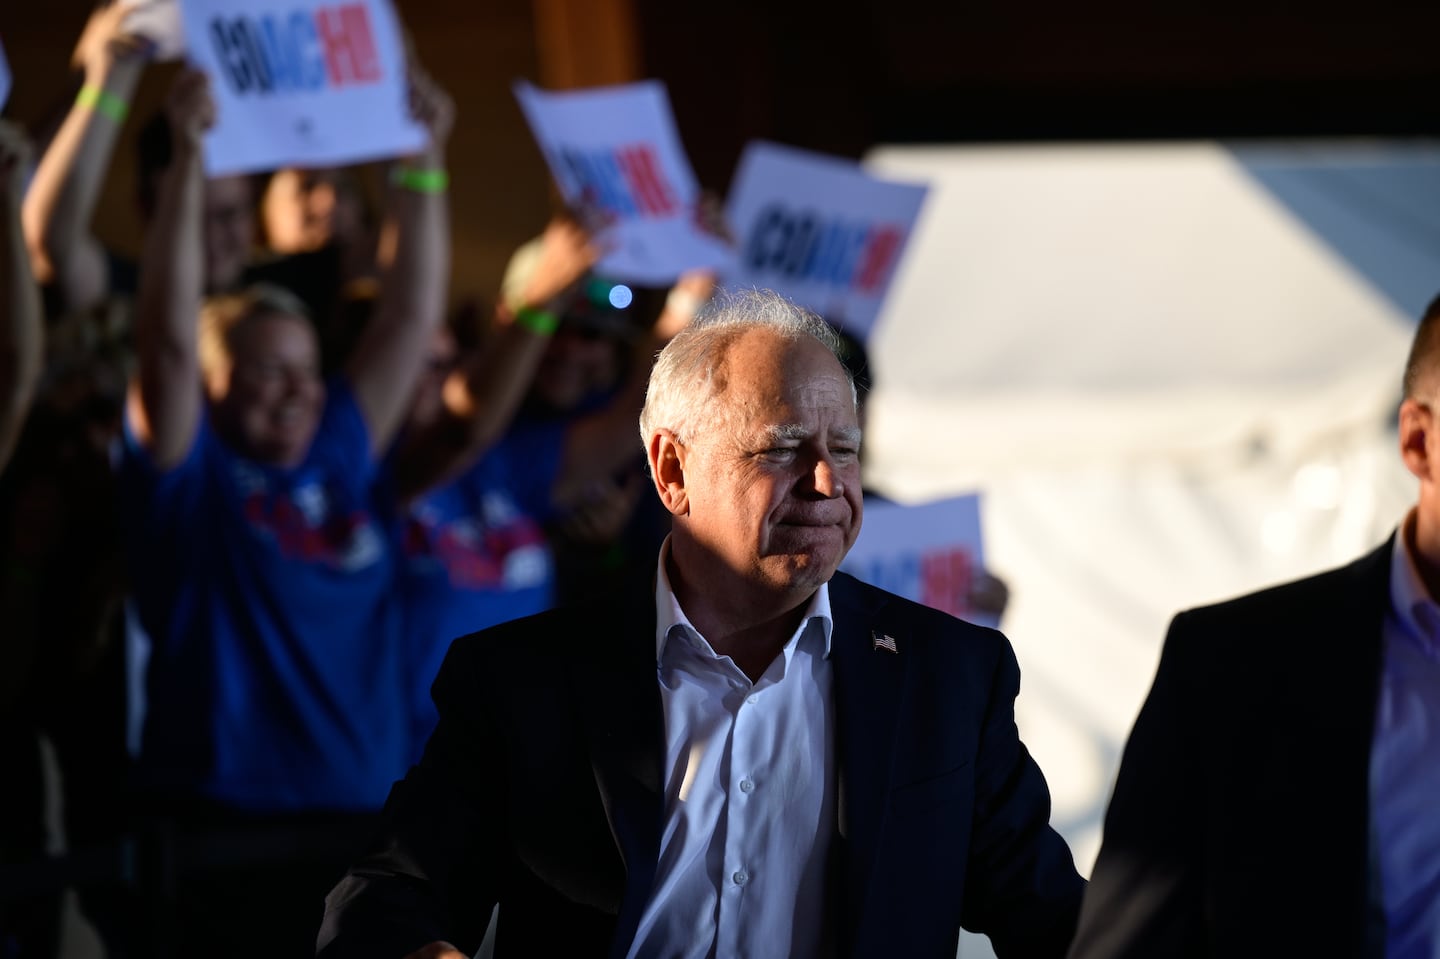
[72,2,154,83]
[656,268,716,340]
[508,213,604,315]
[406,64,456,157]
[164,67,217,151]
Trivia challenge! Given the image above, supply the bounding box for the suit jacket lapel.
[827,574,907,941]
[567,594,665,958]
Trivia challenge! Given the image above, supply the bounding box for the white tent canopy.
[855,141,1437,953]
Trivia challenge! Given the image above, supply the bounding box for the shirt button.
[732,870,749,886]
[747,694,759,705]
[739,778,754,793]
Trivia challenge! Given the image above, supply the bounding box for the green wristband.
[76,85,129,123]
[390,165,449,194]
[514,305,559,336]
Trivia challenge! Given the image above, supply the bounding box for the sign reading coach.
[842,494,994,628]
[725,141,929,341]
[515,80,733,286]
[179,0,425,176]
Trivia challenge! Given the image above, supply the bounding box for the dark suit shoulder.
[830,570,1013,667]
[1151,537,1392,701]
[434,594,654,704]
[1168,538,1390,645]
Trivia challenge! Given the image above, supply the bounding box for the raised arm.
[392,213,602,500]
[21,3,148,313]
[343,67,453,457]
[0,122,42,471]
[126,68,210,471]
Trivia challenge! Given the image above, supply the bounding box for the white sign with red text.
[179,0,426,175]
[514,79,733,286]
[725,141,929,341]
[842,493,994,627]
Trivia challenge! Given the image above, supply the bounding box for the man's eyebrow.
[759,423,811,444]
[756,424,863,445]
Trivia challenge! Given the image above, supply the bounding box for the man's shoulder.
[830,570,1007,651]
[442,592,653,672]
[1176,537,1391,629]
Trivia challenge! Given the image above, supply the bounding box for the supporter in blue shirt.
[117,65,452,957]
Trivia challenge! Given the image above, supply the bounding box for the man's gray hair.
[639,288,854,448]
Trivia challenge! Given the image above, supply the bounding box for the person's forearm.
[381,147,450,354]
[345,146,451,454]
[21,59,143,302]
[392,316,551,502]
[0,186,43,470]
[132,134,205,468]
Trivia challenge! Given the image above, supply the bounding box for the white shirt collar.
[653,535,834,665]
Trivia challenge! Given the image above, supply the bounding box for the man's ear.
[1400,397,1433,482]
[647,429,690,516]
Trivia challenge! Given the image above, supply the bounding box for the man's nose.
[808,455,843,498]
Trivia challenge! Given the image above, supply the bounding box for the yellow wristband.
[390,166,449,194]
[76,85,129,123]
[514,305,559,336]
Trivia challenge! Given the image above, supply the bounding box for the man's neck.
[1407,504,1440,601]
[665,554,813,683]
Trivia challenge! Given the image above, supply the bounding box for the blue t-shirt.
[121,380,407,813]
[398,421,565,758]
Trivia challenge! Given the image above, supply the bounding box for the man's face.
[210,311,325,468]
[203,175,256,294]
[671,329,863,599]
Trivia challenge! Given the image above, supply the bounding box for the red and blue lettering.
[208,3,381,96]
[559,144,678,218]
[744,204,906,295]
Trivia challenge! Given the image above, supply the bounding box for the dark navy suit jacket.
[1069,540,1392,959]
[318,571,1084,958]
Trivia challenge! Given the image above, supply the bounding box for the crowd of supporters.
[0,9,711,956]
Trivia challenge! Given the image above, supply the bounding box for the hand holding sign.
[503,214,606,316]
[120,0,187,62]
[404,63,454,160]
[165,68,217,151]
[73,3,154,80]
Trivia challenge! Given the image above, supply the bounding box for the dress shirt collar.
[1390,509,1440,659]
[653,535,834,666]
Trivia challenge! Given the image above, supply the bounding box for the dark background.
[3,0,1437,301]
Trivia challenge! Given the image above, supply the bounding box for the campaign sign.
[514,79,733,286]
[842,493,993,627]
[724,141,929,341]
[179,0,427,176]
[122,0,187,61]
[0,36,11,111]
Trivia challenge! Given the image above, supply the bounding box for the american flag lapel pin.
[871,630,898,654]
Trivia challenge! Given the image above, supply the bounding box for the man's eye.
[763,447,796,460]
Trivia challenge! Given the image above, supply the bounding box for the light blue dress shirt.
[1373,522,1440,957]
